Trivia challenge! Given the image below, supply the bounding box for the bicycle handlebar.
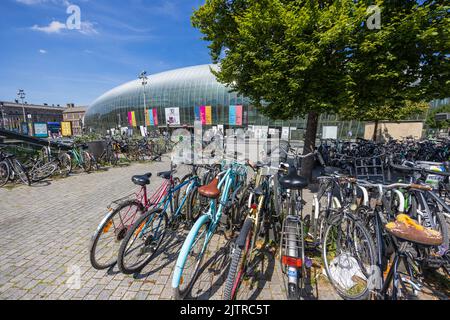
[390,162,450,177]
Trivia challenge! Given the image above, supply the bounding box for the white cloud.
[32,21,67,33]
[39,49,47,54]
[16,0,71,6]
[31,20,99,35]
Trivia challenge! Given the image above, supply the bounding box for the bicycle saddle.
[198,178,221,199]
[385,214,443,247]
[157,171,175,180]
[132,173,152,186]
[279,166,308,190]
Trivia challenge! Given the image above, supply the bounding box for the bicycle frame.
[172,163,245,288]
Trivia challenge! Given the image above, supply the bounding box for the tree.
[426,104,450,130]
[192,0,449,179]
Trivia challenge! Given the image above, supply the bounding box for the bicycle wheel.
[89,200,144,270]
[117,208,169,274]
[173,216,210,300]
[223,218,254,300]
[186,188,209,222]
[30,162,58,182]
[81,151,92,173]
[0,161,10,187]
[58,153,72,177]
[12,159,30,186]
[322,212,377,300]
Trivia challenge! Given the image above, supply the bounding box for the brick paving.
[0,156,445,300]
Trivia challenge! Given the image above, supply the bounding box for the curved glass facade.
[85,64,292,132]
[87,64,431,138]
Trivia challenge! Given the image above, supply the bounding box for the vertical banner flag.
[148,109,159,126]
[128,112,133,126]
[128,111,137,127]
[200,106,206,125]
[153,109,158,126]
[235,105,243,126]
[229,105,236,125]
[194,107,201,122]
[147,109,153,126]
[165,108,180,125]
[205,106,212,125]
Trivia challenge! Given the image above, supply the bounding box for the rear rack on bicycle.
[354,154,385,183]
[280,215,305,275]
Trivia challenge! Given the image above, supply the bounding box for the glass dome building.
[85,64,385,138]
[85,64,289,133]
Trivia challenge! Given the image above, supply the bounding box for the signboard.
[282,127,290,140]
[322,126,338,139]
[21,122,29,136]
[34,122,48,138]
[140,126,147,137]
[165,108,180,125]
[61,121,73,137]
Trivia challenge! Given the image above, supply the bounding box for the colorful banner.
[235,105,243,126]
[128,111,137,127]
[194,107,201,122]
[61,121,73,137]
[205,106,212,125]
[165,108,180,125]
[200,106,206,125]
[229,106,236,125]
[153,109,159,126]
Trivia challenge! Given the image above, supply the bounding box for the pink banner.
[235,105,243,125]
[200,106,206,125]
[152,109,159,126]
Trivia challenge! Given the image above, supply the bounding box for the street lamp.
[17,89,26,123]
[138,71,148,127]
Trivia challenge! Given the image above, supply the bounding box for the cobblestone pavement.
[0,157,446,300]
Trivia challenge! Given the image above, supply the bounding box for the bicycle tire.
[81,151,92,173]
[89,200,144,270]
[58,153,72,177]
[12,159,30,186]
[30,162,58,182]
[223,218,254,300]
[117,208,168,274]
[0,161,10,187]
[173,217,210,300]
[322,212,377,300]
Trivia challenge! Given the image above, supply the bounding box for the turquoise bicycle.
[172,160,248,299]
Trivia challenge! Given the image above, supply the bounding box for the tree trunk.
[372,120,379,141]
[300,112,319,182]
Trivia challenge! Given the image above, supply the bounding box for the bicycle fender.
[172,214,210,289]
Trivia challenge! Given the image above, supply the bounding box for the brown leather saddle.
[385,214,443,247]
[198,178,221,199]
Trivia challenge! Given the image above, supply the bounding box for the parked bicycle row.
[88,141,449,300]
[0,135,173,188]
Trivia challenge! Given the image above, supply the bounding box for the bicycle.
[116,163,216,274]
[68,143,93,173]
[89,155,169,270]
[0,146,30,187]
[171,159,248,300]
[223,160,282,300]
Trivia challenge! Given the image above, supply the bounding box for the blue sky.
[0,0,211,106]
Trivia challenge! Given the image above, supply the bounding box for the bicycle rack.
[279,215,305,275]
[354,154,385,183]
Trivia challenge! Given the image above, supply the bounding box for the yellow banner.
[131,112,137,127]
[205,106,212,125]
[61,122,72,137]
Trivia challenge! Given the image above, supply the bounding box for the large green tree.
[192,0,449,178]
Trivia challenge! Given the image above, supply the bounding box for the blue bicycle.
[172,160,248,299]
[117,163,208,274]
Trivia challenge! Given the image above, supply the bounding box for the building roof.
[0,101,65,112]
[63,107,87,113]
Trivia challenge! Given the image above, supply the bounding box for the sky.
[0,0,211,106]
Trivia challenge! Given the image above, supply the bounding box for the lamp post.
[139,71,148,128]
[17,89,26,123]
